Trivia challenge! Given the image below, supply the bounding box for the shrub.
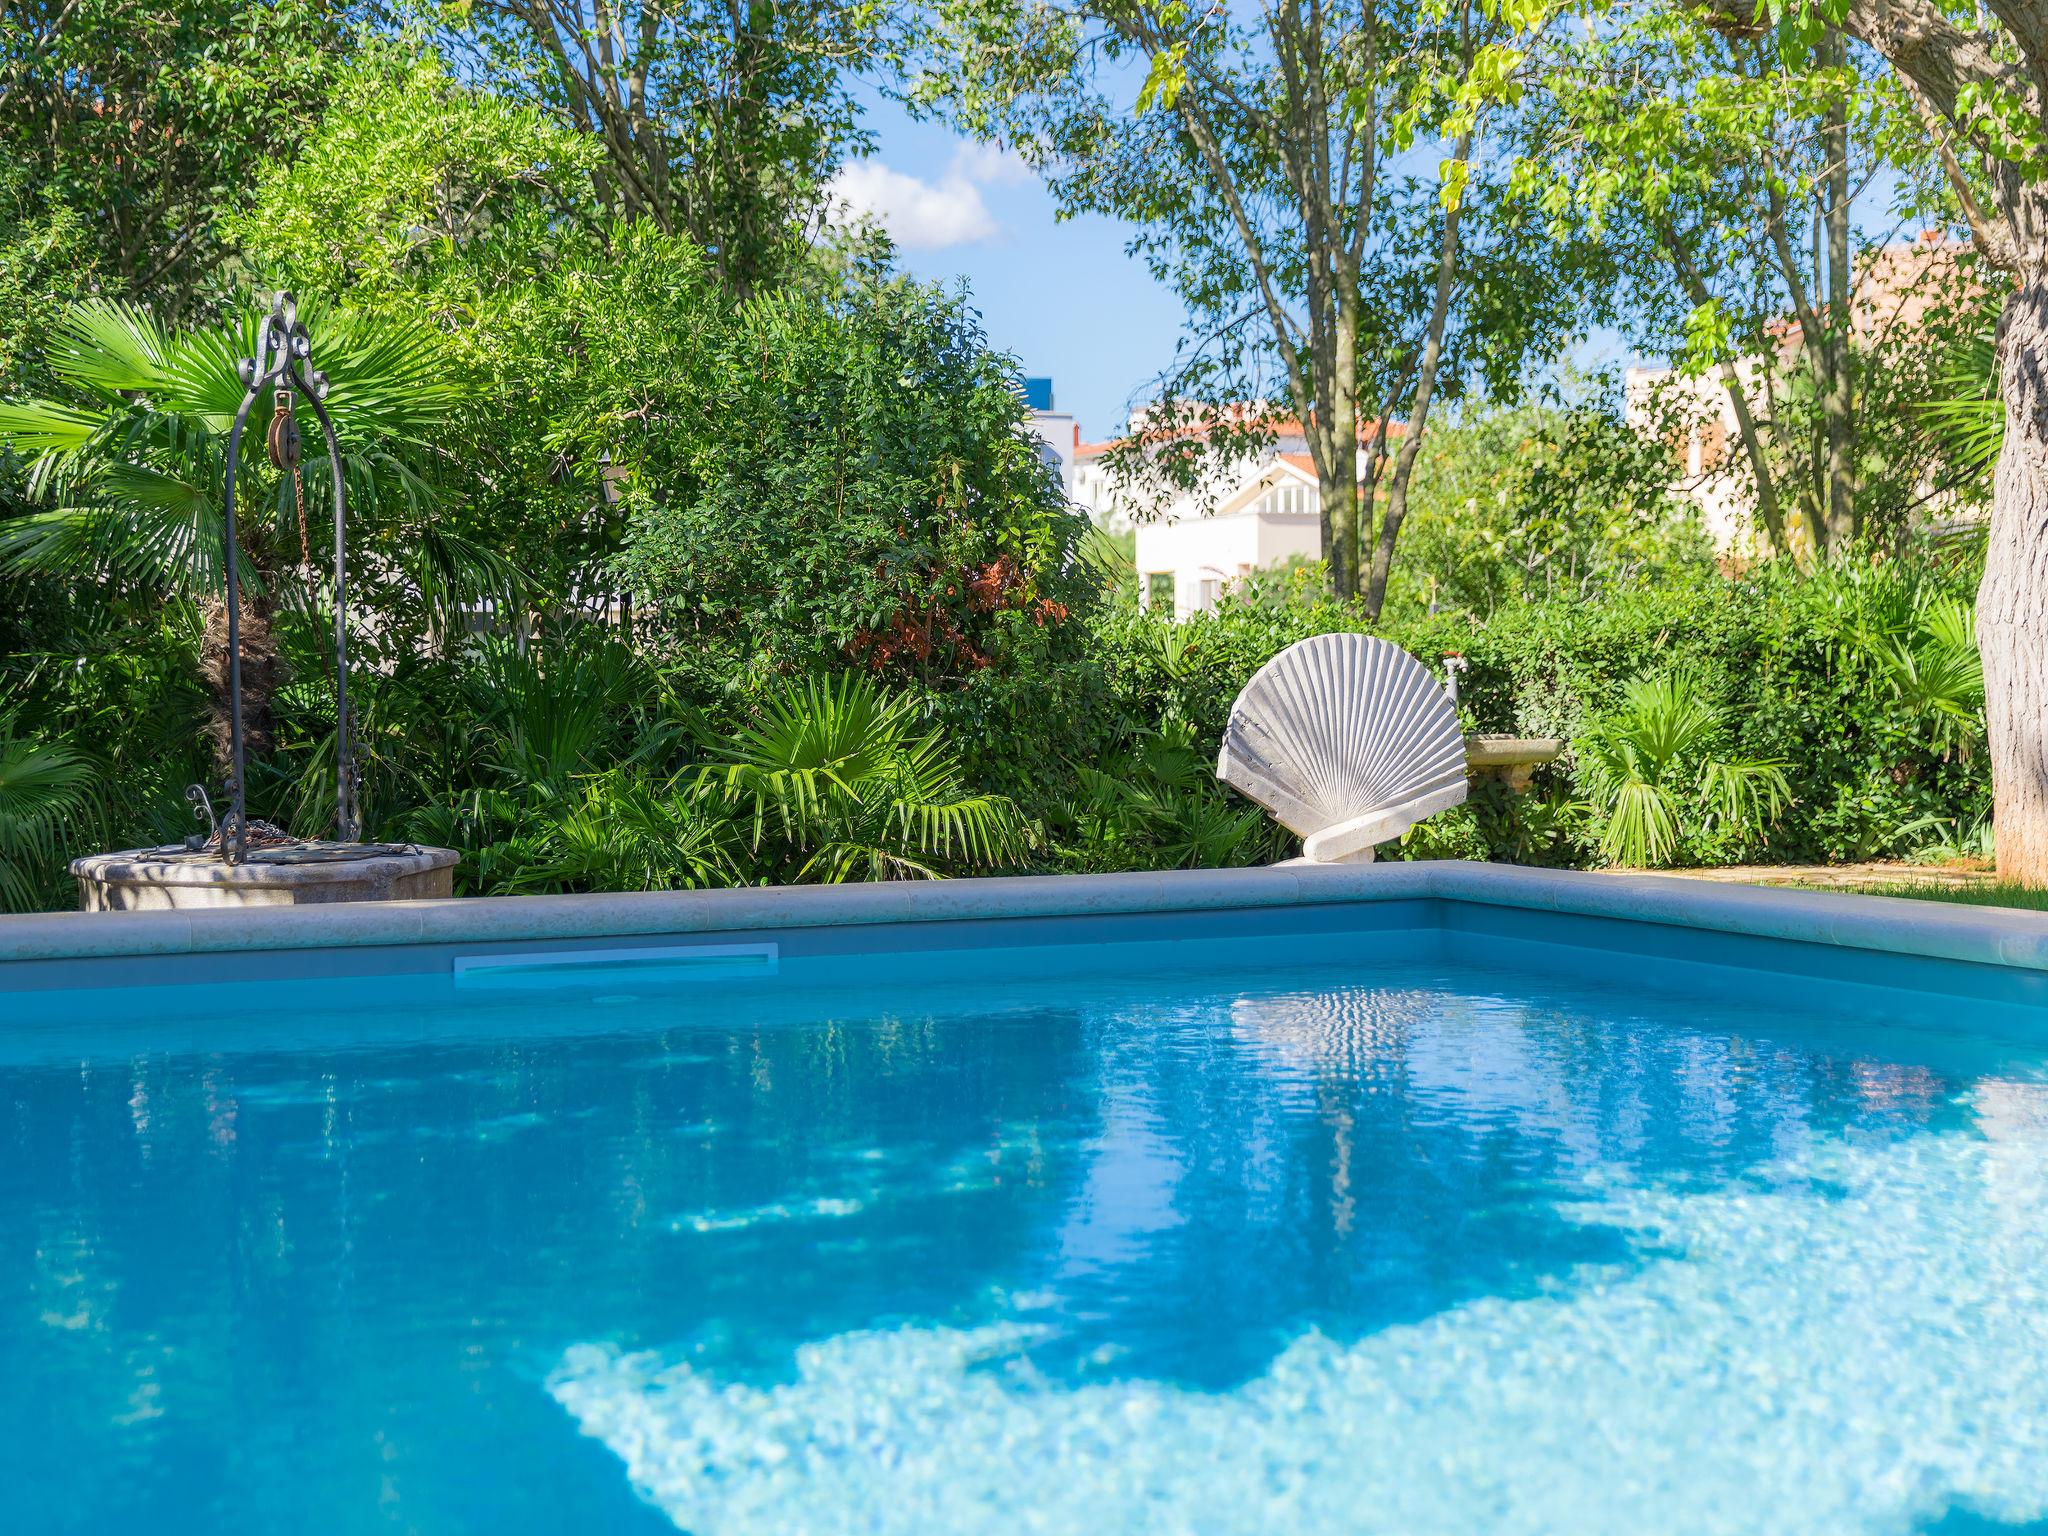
[613,279,1096,693]
[1574,674,1793,868]
[1082,553,1987,868]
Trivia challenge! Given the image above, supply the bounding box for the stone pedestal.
[1465,736,1564,793]
[72,843,459,912]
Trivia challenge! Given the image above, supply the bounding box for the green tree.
[0,713,98,911]
[1674,0,2048,884]
[440,0,890,295]
[611,276,1095,693]
[1395,392,1715,616]
[0,161,96,396]
[0,0,346,319]
[919,0,1609,613]
[230,51,640,629]
[1535,10,1982,556]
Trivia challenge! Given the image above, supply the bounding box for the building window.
[1196,577,1221,611]
[1145,572,1174,610]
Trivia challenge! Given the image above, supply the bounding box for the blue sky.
[833,94,1190,442]
[833,95,1662,439]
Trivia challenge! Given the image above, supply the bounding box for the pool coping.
[3,861,2046,975]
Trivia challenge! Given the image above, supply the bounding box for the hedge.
[1078,556,1988,869]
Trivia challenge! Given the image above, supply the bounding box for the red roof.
[1075,411,1402,462]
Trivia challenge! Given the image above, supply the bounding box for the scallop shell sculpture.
[1217,634,1467,863]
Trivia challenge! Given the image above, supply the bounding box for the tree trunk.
[1983,281,2048,886]
[1821,50,1857,551]
[1314,323,1362,598]
[200,588,282,784]
[1360,129,1470,621]
[1718,358,1791,552]
[1319,455,1359,598]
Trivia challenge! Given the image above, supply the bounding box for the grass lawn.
[1806,880,2048,912]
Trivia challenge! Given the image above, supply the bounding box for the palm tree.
[0,714,98,912]
[1875,595,1986,760]
[1921,323,2003,496]
[0,299,462,791]
[1575,674,1793,868]
[707,671,1028,881]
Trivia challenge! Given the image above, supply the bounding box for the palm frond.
[1,299,460,613]
[1922,322,2002,479]
[1876,595,1985,753]
[1699,757,1793,838]
[1595,778,1685,868]
[46,301,176,397]
[0,399,102,455]
[0,728,100,912]
[709,671,1021,880]
[1576,671,1789,868]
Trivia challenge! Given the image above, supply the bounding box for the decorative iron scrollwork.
[213,292,359,863]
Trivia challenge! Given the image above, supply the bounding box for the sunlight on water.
[550,1103,2048,1535]
[5,937,2048,1533]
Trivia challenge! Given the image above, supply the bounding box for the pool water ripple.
[550,1121,2048,1535]
[3,942,2045,1533]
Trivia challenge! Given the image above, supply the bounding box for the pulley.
[267,385,302,472]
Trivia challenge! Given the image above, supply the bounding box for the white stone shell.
[1217,634,1468,862]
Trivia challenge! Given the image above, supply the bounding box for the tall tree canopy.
[1531,8,1972,556]
[919,0,1608,614]
[0,0,345,319]
[439,0,892,295]
[1658,0,2046,883]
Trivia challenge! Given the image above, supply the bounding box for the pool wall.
[3,863,2046,1003]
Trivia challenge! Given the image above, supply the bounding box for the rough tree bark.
[1984,282,2048,884]
[1825,2,2048,887]
[200,591,280,779]
[1308,342,1363,598]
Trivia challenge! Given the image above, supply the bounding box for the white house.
[1124,452,1323,617]
[1072,414,1387,618]
[1622,359,1763,555]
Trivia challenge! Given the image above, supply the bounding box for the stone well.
[73,843,459,912]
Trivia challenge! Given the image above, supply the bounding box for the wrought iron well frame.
[215,293,358,862]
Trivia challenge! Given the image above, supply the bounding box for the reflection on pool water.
[4,934,2048,1534]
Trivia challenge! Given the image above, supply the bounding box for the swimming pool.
[5,866,2048,1534]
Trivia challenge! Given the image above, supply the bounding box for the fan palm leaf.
[45,300,177,397]
[1877,596,1985,754]
[1576,673,1791,868]
[708,672,1025,881]
[0,726,99,912]
[1922,320,2003,485]
[462,636,655,789]
[0,299,460,599]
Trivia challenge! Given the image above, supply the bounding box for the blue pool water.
[6,923,2048,1534]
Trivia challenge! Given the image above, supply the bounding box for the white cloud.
[827,142,1032,251]
[947,140,1032,187]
